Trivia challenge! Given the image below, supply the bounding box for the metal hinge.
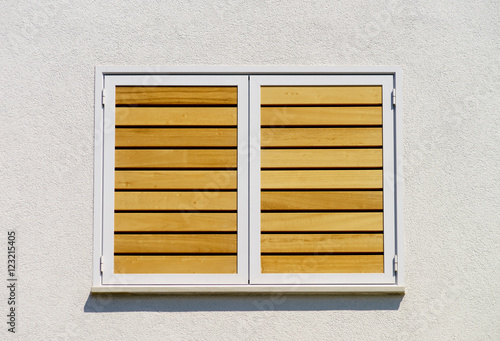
[100,256,104,274]
[101,89,106,107]
[393,255,398,273]
[392,88,396,107]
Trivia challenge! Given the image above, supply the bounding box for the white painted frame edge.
[394,70,404,287]
[96,66,402,75]
[93,68,105,287]
[91,285,404,294]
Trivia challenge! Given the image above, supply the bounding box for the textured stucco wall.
[1,0,499,340]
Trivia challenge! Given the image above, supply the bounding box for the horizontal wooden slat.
[261,234,383,253]
[115,171,237,190]
[261,107,382,126]
[261,128,382,147]
[261,213,383,232]
[115,107,237,126]
[261,86,382,105]
[115,149,236,169]
[115,212,237,232]
[115,192,237,211]
[261,255,383,273]
[261,149,382,168]
[261,170,382,189]
[115,255,237,274]
[115,128,237,147]
[115,234,236,253]
[116,86,237,105]
[261,191,383,211]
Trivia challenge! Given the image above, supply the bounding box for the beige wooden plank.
[261,170,382,189]
[261,212,383,232]
[114,212,237,232]
[115,255,237,274]
[261,234,383,253]
[261,128,382,147]
[261,149,382,168]
[115,107,237,126]
[261,255,383,273]
[115,171,237,190]
[116,86,237,105]
[261,107,382,126]
[115,149,236,169]
[261,191,383,211]
[115,128,237,147]
[115,192,237,211]
[261,86,382,105]
[115,234,236,253]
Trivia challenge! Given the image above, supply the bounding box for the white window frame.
[93,66,404,294]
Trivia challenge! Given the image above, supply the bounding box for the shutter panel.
[259,85,385,274]
[113,86,238,274]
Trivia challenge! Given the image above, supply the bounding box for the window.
[93,67,403,293]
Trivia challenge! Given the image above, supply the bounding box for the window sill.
[91,285,405,295]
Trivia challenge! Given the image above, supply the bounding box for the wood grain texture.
[115,107,237,126]
[115,86,237,105]
[115,171,237,190]
[115,128,237,147]
[115,149,236,169]
[261,149,382,168]
[261,212,383,232]
[114,234,237,253]
[261,128,382,147]
[261,107,382,126]
[261,86,382,105]
[261,234,383,253]
[114,255,237,274]
[261,255,383,273]
[261,170,382,189]
[114,212,237,232]
[115,192,237,211]
[261,191,383,211]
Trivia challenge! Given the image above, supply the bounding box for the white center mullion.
[249,77,263,283]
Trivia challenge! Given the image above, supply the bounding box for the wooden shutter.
[113,86,239,274]
[95,70,401,291]
[260,85,385,274]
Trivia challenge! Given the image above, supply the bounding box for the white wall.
[1,0,499,339]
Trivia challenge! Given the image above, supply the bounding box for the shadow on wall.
[84,293,403,312]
